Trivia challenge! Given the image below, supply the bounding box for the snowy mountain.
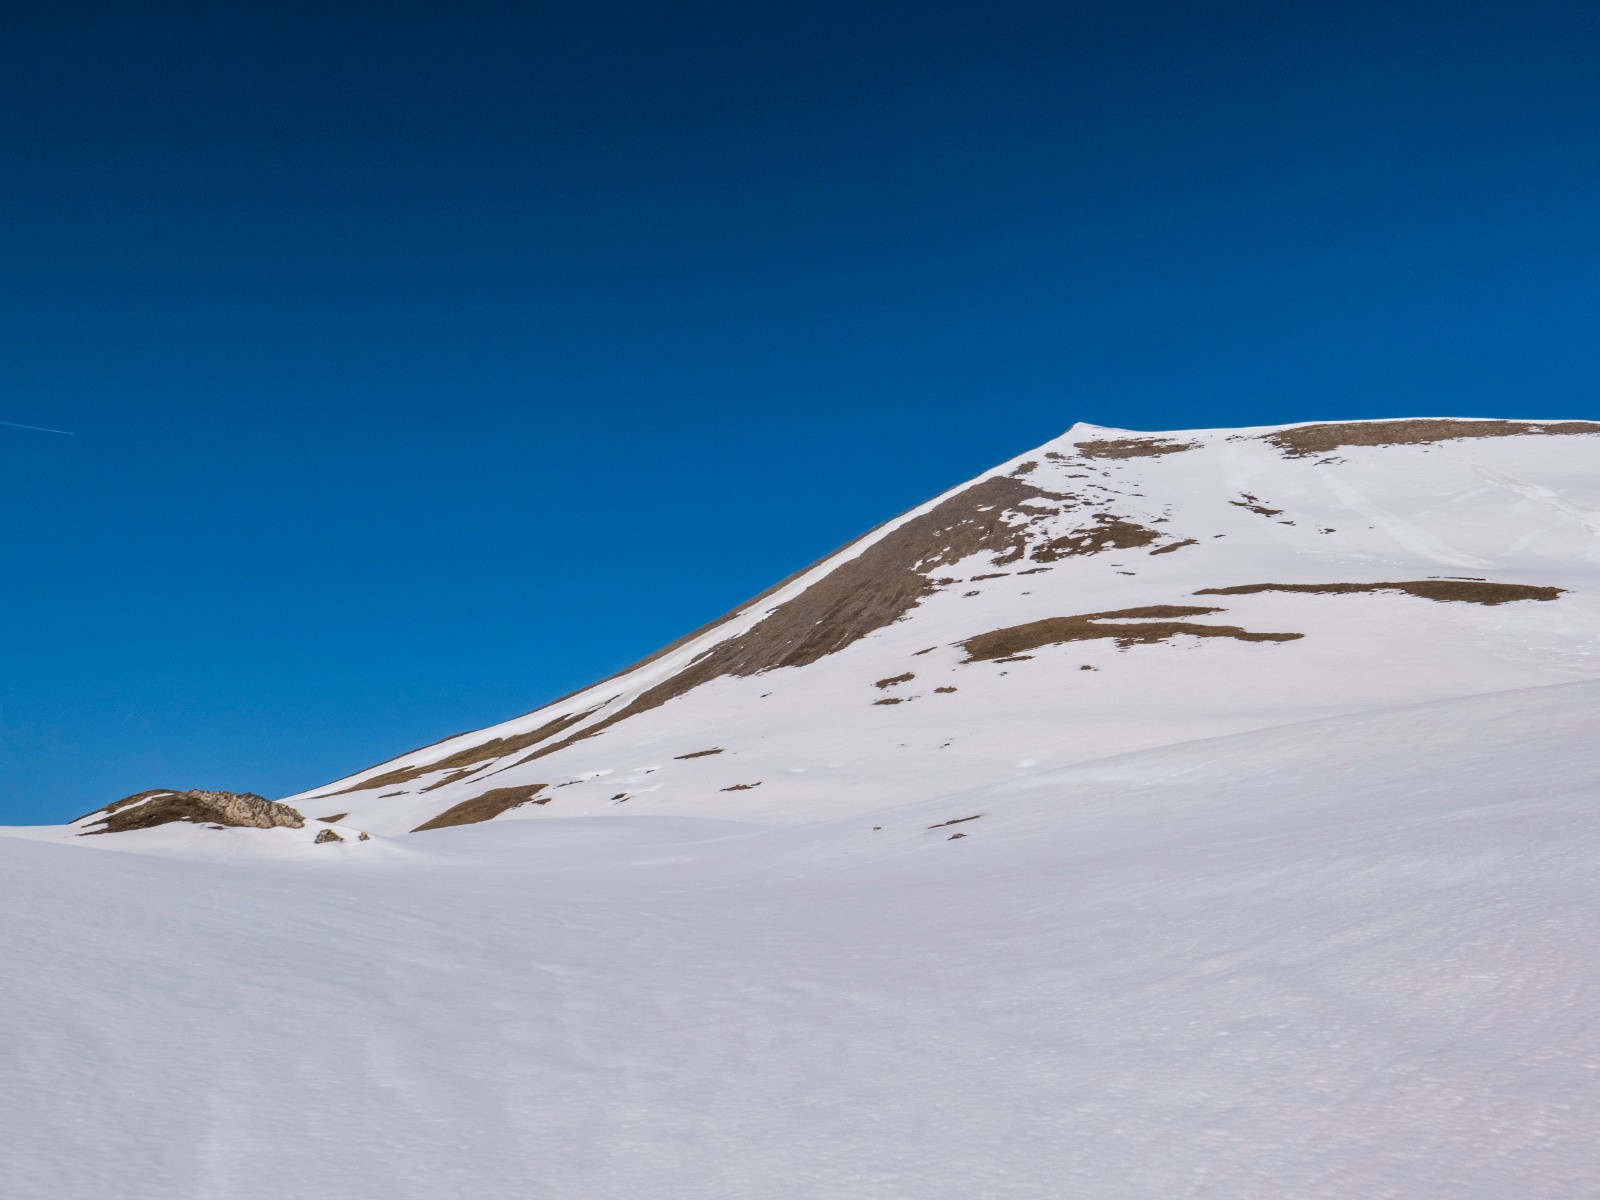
[5,417,1600,1198]
[287,415,1598,837]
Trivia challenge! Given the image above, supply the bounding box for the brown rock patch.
[1263,419,1600,458]
[961,606,1302,662]
[412,784,550,832]
[1195,581,1564,605]
[1150,538,1199,555]
[325,709,594,796]
[1230,494,1283,517]
[874,673,915,689]
[1075,438,1198,459]
[1031,514,1160,560]
[674,748,725,759]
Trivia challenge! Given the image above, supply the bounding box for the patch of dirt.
[929,814,982,828]
[961,606,1303,662]
[720,783,761,791]
[674,748,726,759]
[934,686,957,693]
[875,672,915,689]
[1150,538,1199,555]
[1230,493,1283,517]
[873,697,907,705]
[1194,581,1564,605]
[318,813,348,823]
[1075,437,1198,459]
[79,790,305,836]
[1011,460,1038,475]
[325,708,597,796]
[1263,419,1600,457]
[420,766,487,793]
[411,784,550,832]
[1031,514,1161,560]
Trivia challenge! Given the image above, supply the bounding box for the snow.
[4,419,1600,1196]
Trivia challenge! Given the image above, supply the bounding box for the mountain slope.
[259,416,1600,837]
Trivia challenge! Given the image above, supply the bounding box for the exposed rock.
[1194,581,1564,605]
[324,708,594,796]
[1261,418,1600,458]
[412,784,550,833]
[961,606,1302,662]
[77,790,305,836]
[1075,437,1197,459]
[314,829,344,844]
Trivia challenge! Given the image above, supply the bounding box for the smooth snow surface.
[5,420,1600,1197]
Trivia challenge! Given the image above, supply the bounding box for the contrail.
[0,419,74,435]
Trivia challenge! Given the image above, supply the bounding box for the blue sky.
[4,0,1599,823]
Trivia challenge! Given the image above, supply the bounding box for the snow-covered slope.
[275,416,1600,837]
[5,416,1600,1198]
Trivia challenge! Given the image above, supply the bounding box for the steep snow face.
[270,417,1600,837]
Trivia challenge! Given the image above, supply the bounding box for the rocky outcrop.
[77,789,306,836]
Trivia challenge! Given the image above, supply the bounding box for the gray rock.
[77,789,305,835]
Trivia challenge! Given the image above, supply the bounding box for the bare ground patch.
[1230,494,1283,517]
[411,784,550,832]
[1031,514,1161,560]
[1262,418,1600,457]
[1075,438,1198,459]
[326,708,594,796]
[961,606,1302,662]
[875,673,915,689]
[1195,581,1564,605]
[674,748,725,759]
[1150,538,1199,555]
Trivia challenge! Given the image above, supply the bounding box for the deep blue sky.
[4,1,1599,823]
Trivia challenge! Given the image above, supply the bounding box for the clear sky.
[3,0,1598,823]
